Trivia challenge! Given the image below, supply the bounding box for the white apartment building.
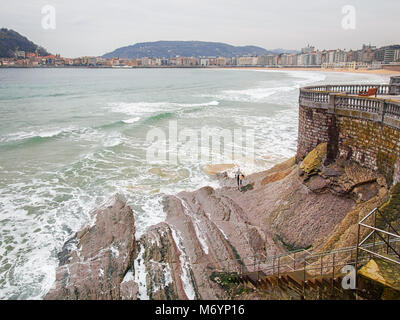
[237,56,258,66]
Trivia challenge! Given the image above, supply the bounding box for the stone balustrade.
[299,85,400,129]
[296,77,400,185]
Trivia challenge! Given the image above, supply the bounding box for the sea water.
[0,68,389,299]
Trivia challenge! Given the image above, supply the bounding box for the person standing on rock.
[235,168,244,191]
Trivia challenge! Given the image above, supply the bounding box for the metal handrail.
[359,223,400,239]
[220,238,400,277]
[355,207,400,288]
[216,205,400,296]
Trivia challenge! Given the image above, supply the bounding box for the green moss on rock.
[300,143,327,176]
[378,183,400,229]
[358,258,400,299]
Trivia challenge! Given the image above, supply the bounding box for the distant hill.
[103,41,271,59]
[0,28,49,58]
[270,48,299,55]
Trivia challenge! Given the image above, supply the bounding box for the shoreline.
[1,65,400,76]
[227,66,400,76]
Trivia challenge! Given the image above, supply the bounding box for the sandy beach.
[228,66,400,76]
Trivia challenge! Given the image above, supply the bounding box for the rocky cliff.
[45,143,392,300]
[45,195,136,299]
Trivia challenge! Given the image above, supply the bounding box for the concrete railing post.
[328,93,336,114]
[391,85,400,95]
[381,100,387,123]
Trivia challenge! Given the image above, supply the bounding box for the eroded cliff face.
[45,195,136,300]
[45,144,391,300]
[123,222,190,300]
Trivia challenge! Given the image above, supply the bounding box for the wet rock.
[45,195,135,300]
[44,145,393,300]
[307,175,330,193]
[268,171,355,249]
[320,164,344,178]
[136,223,190,300]
[353,183,379,202]
[261,168,293,186]
[119,269,139,300]
[163,193,238,300]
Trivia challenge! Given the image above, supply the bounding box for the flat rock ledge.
[45,194,136,300]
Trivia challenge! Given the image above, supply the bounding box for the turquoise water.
[0,68,388,299]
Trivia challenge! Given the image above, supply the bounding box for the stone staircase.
[236,269,349,300]
[221,206,400,299]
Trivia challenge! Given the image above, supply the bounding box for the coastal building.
[2,43,399,70]
[216,57,227,66]
[141,57,152,66]
[237,56,258,66]
[200,57,209,67]
[169,57,178,66]
[15,50,25,59]
[334,49,347,63]
[383,45,400,64]
[181,57,198,66]
[73,58,82,66]
[297,53,309,66]
[43,55,56,65]
[301,45,315,54]
[327,50,336,64]
[395,49,400,63]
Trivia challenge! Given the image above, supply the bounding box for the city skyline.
[3,41,400,70]
[1,0,399,57]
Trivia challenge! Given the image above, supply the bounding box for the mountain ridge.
[102,40,272,59]
[0,28,49,58]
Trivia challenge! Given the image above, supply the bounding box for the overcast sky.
[1,0,399,57]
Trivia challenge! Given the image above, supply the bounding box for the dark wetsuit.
[236,170,243,190]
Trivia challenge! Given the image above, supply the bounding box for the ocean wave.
[0,127,113,150]
[96,120,127,130]
[199,70,326,104]
[245,68,327,87]
[142,112,176,123]
[285,71,327,87]
[107,100,220,117]
[122,117,141,124]
[0,129,72,149]
[1,129,66,142]
[105,100,220,125]
[206,86,295,103]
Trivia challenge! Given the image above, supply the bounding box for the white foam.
[207,86,295,103]
[170,227,196,300]
[0,165,103,300]
[122,117,140,124]
[122,270,134,283]
[107,100,219,117]
[148,259,173,293]
[0,128,71,143]
[110,245,120,258]
[200,70,326,104]
[133,244,149,300]
[136,195,166,238]
[179,198,209,255]
[283,70,327,87]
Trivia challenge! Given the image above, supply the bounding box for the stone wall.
[296,104,400,185]
[296,106,330,161]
